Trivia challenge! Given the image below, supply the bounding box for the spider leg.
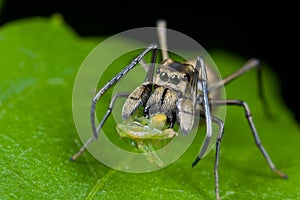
[156,19,169,60]
[210,58,272,118]
[91,43,157,139]
[139,59,149,72]
[192,56,213,162]
[213,116,225,200]
[211,99,288,179]
[139,19,168,72]
[71,92,130,161]
[210,58,260,90]
[191,56,226,200]
[71,43,157,161]
[193,111,225,200]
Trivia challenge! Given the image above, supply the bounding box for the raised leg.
[156,19,169,60]
[139,20,168,72]
[210,58,272,118]
[210,58,260,89]
[71,44,157,161]
[211,99,288,179]
[71,92,130,161]
[91,43,157,139]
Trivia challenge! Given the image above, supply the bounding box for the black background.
[1,1,299,123]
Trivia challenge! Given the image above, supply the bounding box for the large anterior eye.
[160,72,169,82]
[170,74,180,84]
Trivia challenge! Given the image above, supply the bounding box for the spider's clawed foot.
[273,169,288,179]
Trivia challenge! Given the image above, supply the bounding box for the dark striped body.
[144,85,178,127]
[122,58,199,135]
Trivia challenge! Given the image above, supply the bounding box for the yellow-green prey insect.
[71,20,287,200]
[117,113,177,166]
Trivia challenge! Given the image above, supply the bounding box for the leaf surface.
[0,15,299,200]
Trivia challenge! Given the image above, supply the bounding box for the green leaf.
[1,15,299,200]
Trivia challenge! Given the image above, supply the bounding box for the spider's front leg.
[71,92,130,161]
[191,56,225,200]
[71,43,158,161]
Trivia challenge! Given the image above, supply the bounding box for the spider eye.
[170,74,180,85]
[156,67,160,74]
[182,74,190,82]
[182,75,188,81]
[160,72,169,82]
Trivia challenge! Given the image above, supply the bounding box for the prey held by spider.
[71,20,287,200]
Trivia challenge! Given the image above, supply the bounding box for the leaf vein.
[86,169,116,200]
